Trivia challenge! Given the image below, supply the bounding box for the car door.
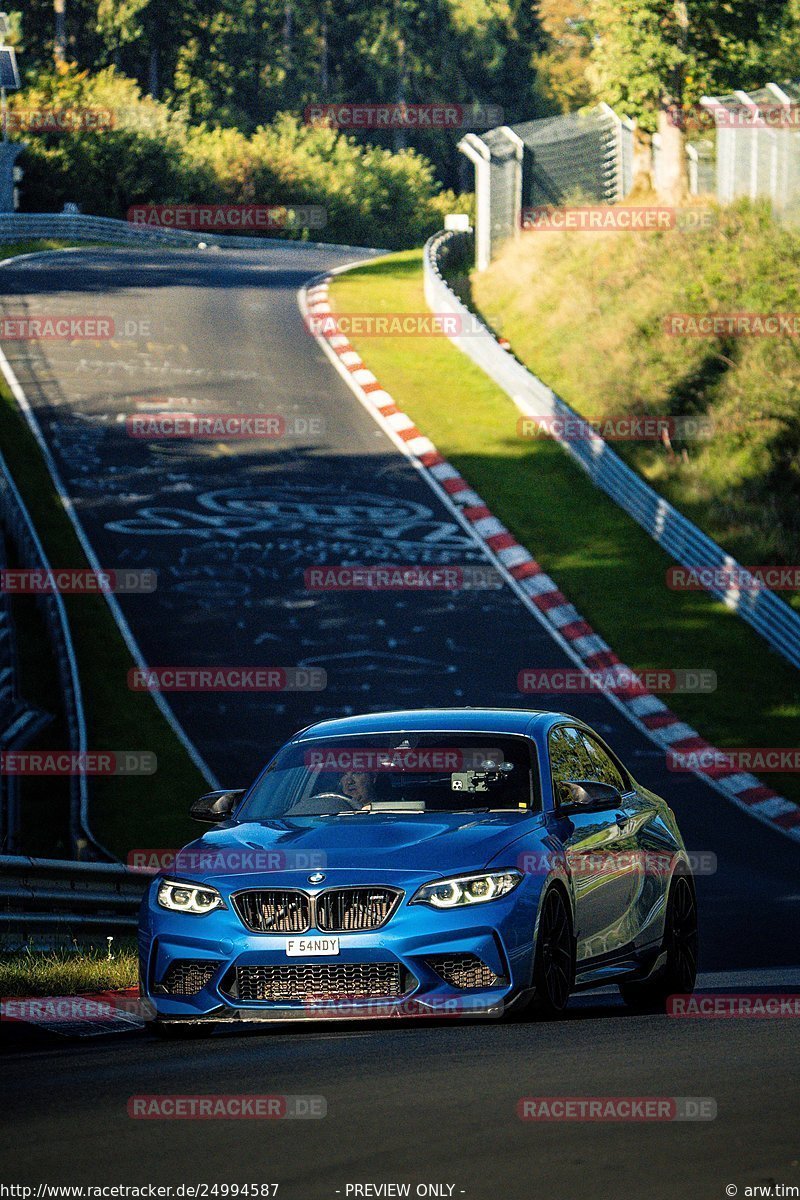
[548,725,640,970]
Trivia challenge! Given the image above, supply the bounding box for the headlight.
[410,870,522,909]
[157,878,225,915]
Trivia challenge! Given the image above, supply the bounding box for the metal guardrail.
[424,229,800,671]
[0,854,148,947]
[0,211,350,250]
[0,452,99,856]
[0,211,215,247]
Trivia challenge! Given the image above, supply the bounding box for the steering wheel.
[287,792,363,816]
[313,792,362,809]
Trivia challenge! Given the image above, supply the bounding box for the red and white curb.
[1,988,146,1037]
[301,274,800,844]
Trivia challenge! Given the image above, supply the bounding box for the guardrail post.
[457,134,492,271]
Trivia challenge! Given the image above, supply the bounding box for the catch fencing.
[704,81,800,223]
[460,79,800,266]
[459,105,634,268]
[424,229,800,672]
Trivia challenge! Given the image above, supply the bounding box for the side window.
[549,726,582,790]
[549,725,629,807]
[578,733,628,792]
[549,726,594,804]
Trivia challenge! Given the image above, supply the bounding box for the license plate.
[285,936,340,957]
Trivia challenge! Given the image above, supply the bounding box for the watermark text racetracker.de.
[126,414,324,440]
[0,751,156,775]
[303,312,487,338]
[518,667,716,696]
[128,848,328,874]
[304,565,501,591]
[667,565,800,593]
[664,313,800,337]
[301,746,503,772]
[0,569,156,595]
[517,849,717,877]
[304,102,503,130]
[0,316,152,341]
[517,414,714,442]
[127,1095,326,1120]
[521,206,714,233]
[667,748,800,774]
[128,667,326,692]
[0,994,155,1025]
[668,994,800,1018]
[517,1096,716,1121]
[300,996,505,1019]
[126,205,327,231]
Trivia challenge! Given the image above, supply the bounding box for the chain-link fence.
[459,105,634,268]
[652,135,714,195]
[459,81,800,268]
[704,81,800,223]
[514,105,631,207]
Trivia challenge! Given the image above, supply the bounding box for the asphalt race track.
[1,245,799,1199]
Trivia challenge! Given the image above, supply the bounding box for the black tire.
[151,1021,216,1039]
[619,873,698,1013]
[528,887,575,1018]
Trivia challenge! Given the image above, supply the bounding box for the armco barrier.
[0,854,148,948]
[423,229,800,672]
[0,452,100,857]
[0,211,370,252]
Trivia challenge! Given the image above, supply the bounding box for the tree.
[95,0,148,68]
[587,0,787,201]
[54,0,66,65]
[533,0,596,112]
[754,0,800,80]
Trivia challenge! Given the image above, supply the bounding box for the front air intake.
[426,954,502,989]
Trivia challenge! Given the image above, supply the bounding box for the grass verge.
[471,200,800,586]
[0,940,138,996]
[0,240,81,263]
[331,250,800,806]
[0,241,207,857]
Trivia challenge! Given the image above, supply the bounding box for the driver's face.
[340,771,375,805]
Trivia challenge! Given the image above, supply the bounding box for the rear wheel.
[620,874,698,1013]
[528,887,575,1018]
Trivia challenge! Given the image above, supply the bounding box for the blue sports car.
[139,708,698,1035]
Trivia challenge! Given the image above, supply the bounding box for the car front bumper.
[139,871,541,1023]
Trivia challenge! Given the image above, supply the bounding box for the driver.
[339,770,377,808]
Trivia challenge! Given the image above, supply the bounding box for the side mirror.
[189,789,245,823]
[557,780,622,809]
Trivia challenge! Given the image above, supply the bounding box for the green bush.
[13,67,468,248]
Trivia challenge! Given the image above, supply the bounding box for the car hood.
[170,811,543,881]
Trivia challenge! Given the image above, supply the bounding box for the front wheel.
[620,873,698,1013]
[527,887,575,1018]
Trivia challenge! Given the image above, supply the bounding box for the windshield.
[237,732,539,820]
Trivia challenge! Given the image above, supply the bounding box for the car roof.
[292,707,578,742]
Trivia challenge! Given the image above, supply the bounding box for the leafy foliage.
[11,68,466,246]
[586,0,791,130]
[9,0,548,190]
